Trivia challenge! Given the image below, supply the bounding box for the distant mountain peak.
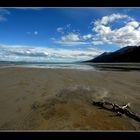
[85,46,140,63]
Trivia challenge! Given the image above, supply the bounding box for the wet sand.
[0,67,140,130]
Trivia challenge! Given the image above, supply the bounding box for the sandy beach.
[0,67,140,130]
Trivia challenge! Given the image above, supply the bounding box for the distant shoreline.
[0,62,140,72]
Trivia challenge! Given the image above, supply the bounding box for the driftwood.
[92,100,140,122]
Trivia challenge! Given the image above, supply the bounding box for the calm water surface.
[0,61,140,71]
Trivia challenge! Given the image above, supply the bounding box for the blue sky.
[0,8,140,62]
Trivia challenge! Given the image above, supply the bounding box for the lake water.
[0,61,140,71]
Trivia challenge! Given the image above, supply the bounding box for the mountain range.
[86,46,140,63]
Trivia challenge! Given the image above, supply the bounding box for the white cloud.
[126,21,139,28]
[83,34,93,40]
[61,33,80,41]
[93,25,111,36]
[91,41,103,45]
[0,44,101,62]
[94,13,132,26]
[57,27,64,33]
[87,47,105,53]
[0,9,10,22]
[56,40,89,46]
[55,14,140,47]
[56,33,90,46]
[92,13,140,47]
[56,26,92,46]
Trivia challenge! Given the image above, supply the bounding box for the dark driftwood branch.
[92,101,140,122]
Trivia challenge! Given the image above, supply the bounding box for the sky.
[0,7,140,62]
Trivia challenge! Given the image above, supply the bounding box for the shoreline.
[1,63,140,72]
[0,67,140,130]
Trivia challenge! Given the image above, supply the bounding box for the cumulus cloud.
[56,33,89,46]
[83,34,93,40]
[56,24,92,46]
[126,21,139,28]
[56,13,140,47]
[94,13,132,26]
[61,33,80,41]
[92,13,140,47]
[0,44,101,62]
[56,14,140,47]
